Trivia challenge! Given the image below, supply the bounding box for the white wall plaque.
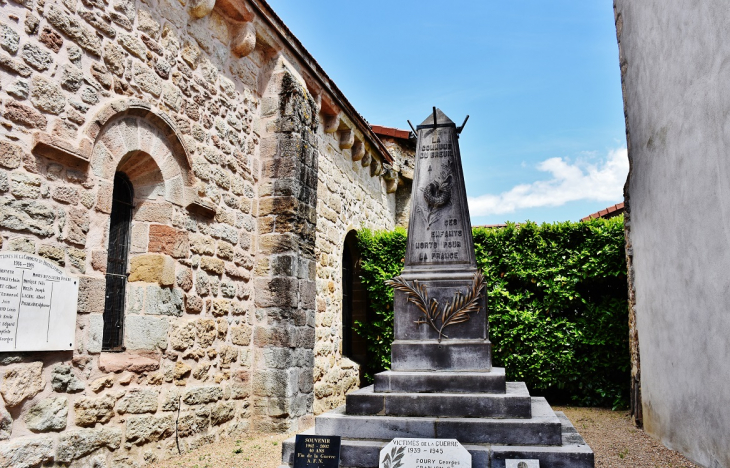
[506,460,540,468]
[0,253,79,351]
[379,438,471,468]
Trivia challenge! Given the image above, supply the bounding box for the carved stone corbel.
[351,140,365,161]
[188,0,215,19]
[339,128,354,150]
[32,132,91,169]
[231,22,256,58]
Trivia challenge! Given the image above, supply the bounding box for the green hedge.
[354,217,629,408]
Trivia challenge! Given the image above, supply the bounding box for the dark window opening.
[102,172,134,351]
[342,231,369,373]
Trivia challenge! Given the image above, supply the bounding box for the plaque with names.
[0,253,79,352]
[379,438,471,468]
[293,434,341,468]
[506,460,540,468]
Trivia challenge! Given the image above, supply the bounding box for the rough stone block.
[145,285,183,316]
[183,386,222,405]
[0,141,23,169]
[74,394,115,427]
[125,315,169,350]
[253,277,298,308]
[87,314,104,353]
[77,276,105,313]
[134,201,173,223]
[98,350,161,373]
[1,361,45,407]
[128,254,175,286]
[3,101,46,129]
[51,364,85,393]
[24,396,68,432]
[0,436,54,467]
[116,389,159,414]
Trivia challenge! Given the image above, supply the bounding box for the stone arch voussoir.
[86,100,197,208]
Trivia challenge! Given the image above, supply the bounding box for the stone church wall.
[312,123,396,415]
[0,0,406,464]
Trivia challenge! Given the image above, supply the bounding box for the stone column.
[252,63,318,432]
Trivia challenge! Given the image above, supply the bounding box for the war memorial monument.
[280,109,595,468]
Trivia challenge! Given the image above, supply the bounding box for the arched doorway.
[342,231,369,372]
[102,172,134,351]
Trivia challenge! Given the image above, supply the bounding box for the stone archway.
[87,101,195,208]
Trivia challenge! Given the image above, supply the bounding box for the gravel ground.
[152,408,701,468]
[556,406,701,468]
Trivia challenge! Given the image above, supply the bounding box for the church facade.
[0,0,413,464]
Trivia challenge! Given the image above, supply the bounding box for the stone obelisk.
[388,108,490,373]
[278,109,595,468]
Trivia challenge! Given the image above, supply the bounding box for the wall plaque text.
[0,253,78,352]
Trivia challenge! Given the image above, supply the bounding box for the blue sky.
[266,1,627,225]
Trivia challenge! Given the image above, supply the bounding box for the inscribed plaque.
[379,438,471,468]
[293,434,341,468]
[0,253,79,351]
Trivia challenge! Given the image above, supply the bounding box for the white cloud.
[468,148,628,216]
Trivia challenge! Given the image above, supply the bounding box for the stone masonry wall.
[0,0,403,465]
[312,121,396,415]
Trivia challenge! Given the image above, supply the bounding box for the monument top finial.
[418,107,456,129]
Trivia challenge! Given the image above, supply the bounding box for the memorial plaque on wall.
[0,253,79,352]
[293,434,341,468]
[379,438,471,468]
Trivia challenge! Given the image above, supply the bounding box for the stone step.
[280,411,592,468]
[373,368,506,394]
[314,398,561,445]
[346,382,530,418]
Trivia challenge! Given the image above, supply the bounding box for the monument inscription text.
[293,434,341,468]
[0,253,78,352]
[379,438,471,468]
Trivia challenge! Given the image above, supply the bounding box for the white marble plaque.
[379,438,471,468]
[0,253,79,351]
[506,460,540,468]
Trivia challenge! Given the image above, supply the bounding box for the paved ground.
[151,407,701,468]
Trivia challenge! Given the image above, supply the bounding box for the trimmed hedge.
[354,217,629,408]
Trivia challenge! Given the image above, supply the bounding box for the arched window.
[342,231,369,369]
[102,172,134,351]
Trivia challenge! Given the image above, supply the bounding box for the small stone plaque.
[0,253,79,352]
[506,460,540,468]
[293,434,341,468]
[379,438,471,468]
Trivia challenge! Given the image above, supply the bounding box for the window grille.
[102,172,133,351]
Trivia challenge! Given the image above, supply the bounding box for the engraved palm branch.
[386,271,486,342]
[381,445,405,468]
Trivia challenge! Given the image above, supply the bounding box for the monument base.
[278,368,594,468]
[390,339,492,371]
